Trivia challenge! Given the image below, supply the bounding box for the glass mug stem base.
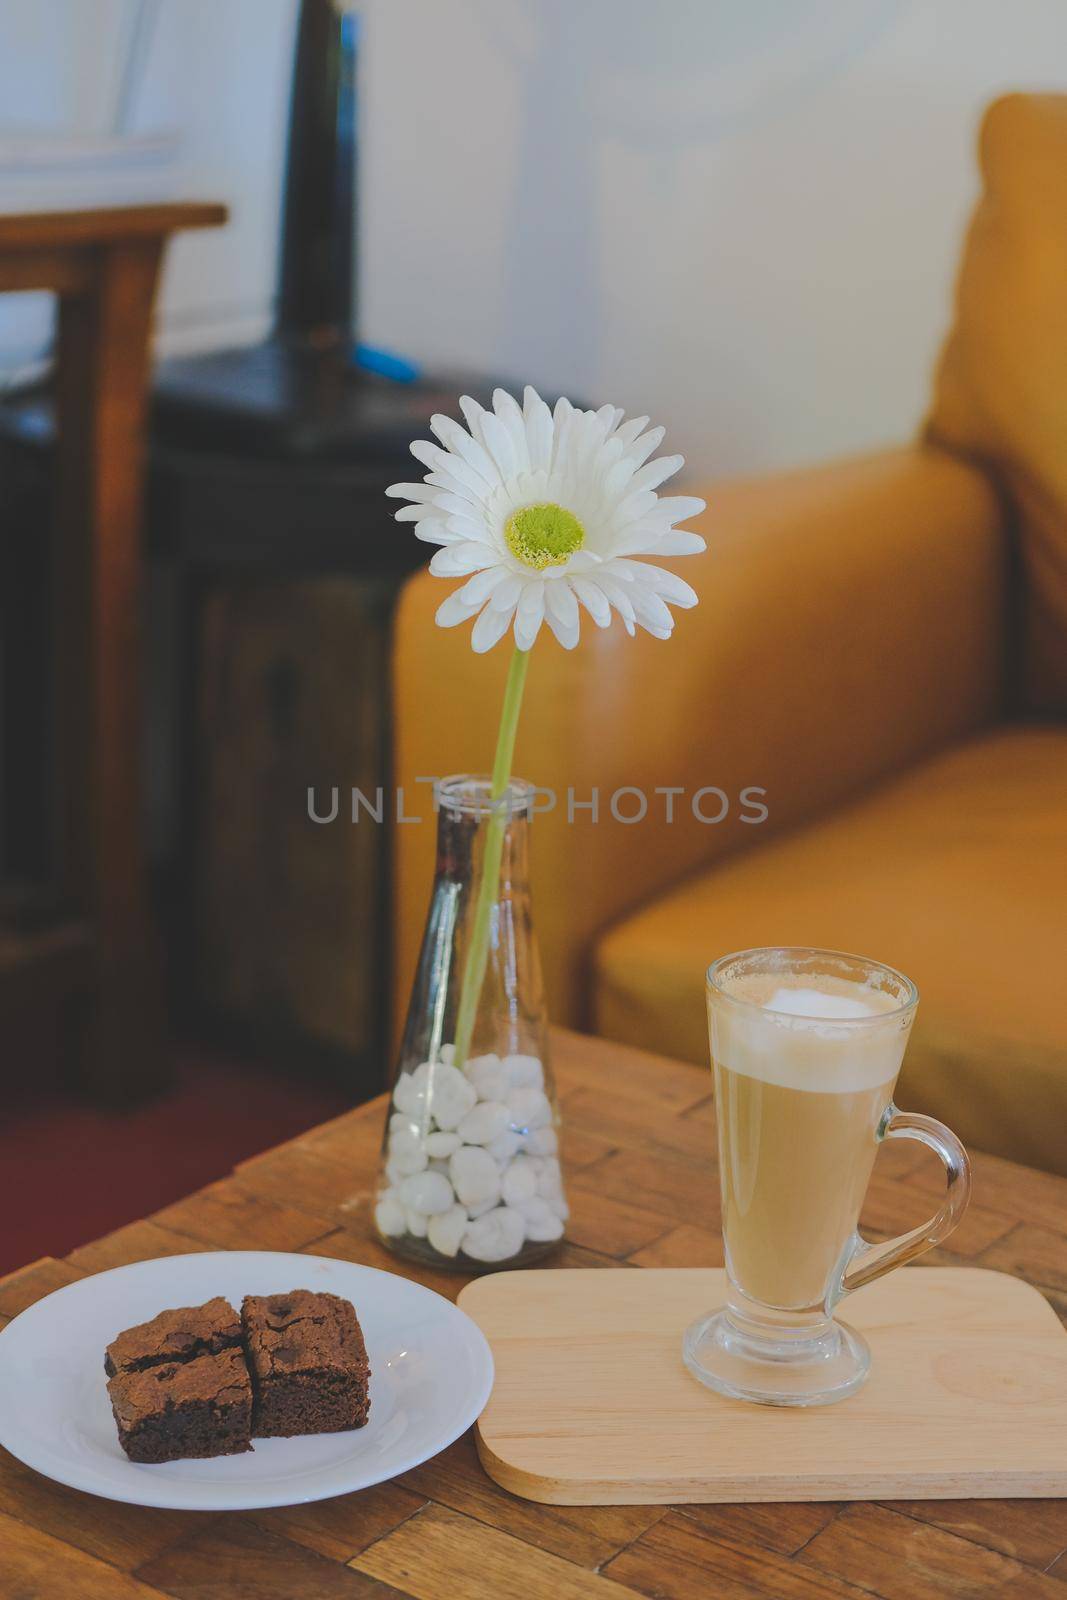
[682,1300,870,1407]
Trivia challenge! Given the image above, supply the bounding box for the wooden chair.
[0,204,225,1099]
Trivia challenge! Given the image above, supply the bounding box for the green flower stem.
[453,645,531,1070]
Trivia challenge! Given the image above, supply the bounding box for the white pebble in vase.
[507,1085,552,1133]
[537,1156,564,1196]
[456,1100,511,1146]
[374,1189,406,1237]
[404,1206,429,1238]
[449,1145,501,1210]
[462,1205,526,1262]
[398,1170,454,1217]
[501,1154,539,1207]
[393,1062,431,1117]
[427,1203,468,1257]
[523,1125,559,1157]
[465,1055,511,1104]
[519,1195,566,1242]
[504,1053,545,1090]
[386,1127,428,1177]
[425,1130,461,1158]
[427,1062,478,1131]
[537,1157,569,1220]
[486,1128,521,1164]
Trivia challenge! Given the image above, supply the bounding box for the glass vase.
[375,775,568,1270]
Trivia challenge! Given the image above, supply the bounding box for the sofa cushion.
[927,94,1067,713]
[593,727,1067,1174]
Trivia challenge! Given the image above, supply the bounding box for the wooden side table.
[0,204,225,1099]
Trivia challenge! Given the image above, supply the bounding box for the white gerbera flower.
[386,387,706,653]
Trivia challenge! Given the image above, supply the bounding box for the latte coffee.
[711,974,908,1310]
[688,948,967,1407]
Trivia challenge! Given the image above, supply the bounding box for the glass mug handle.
[838,1106,972,1296]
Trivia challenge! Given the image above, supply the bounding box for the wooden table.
[2,1028,1066,1598]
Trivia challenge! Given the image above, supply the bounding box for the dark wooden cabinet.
[2,296,508,1098]
[0,204,225,1102]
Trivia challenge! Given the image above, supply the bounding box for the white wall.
[1,0,1066,477]
[359,0,1067,475]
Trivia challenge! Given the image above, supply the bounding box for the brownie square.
[107,1345,253,1463]
[105,1296,242,1378]
[241,1290,370,1437]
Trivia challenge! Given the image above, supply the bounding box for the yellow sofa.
[392,95,1067,1175]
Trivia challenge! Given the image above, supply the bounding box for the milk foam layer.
[711,973,908,1094]
[765,986,878,1021]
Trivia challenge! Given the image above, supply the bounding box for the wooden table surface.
[2,1028,1067,1599]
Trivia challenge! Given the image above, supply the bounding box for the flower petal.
[455,567,507,606]
[523,386,554,473]
[472,601,515,653]
[553,396,574,432]
[630,454,684,493]
[436,590,483,628]
[591,403,617,442]
[430,412,499,488]
[602,456,637,503]
[444,512,497,545]
[492,388,530,473]
[595,573,637,626]
[488,573,524,611]
[625,425,666,467]
[612,415,649,448]
[385,481,438,502]
[657,495,707,524]
[652,529,707,555]
[425,468,486,505]
[409,438,449,473]
[434,492,487,520]
[413,518,455,545]
[631,589,676,635]
[566,548,603,572]
[429,542,498,577]
[458,394,488,443]
[544,579,581,649]
[615,560,699,607]
[605,522,673,557]
[570,575,612,627]
[513,591,544,651]
[612,489,659,531]
[517,576,544,610]
[411,439,491,499]
[480,410,520,485]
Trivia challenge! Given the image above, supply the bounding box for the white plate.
[0,1251,493,1511]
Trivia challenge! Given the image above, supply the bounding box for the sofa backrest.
[926,93,1067,715]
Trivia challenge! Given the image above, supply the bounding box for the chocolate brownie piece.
[241,1289,370,1437]
[107,1346,253,1463]
[105,1296,242,1378]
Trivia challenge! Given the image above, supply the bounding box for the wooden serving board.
[457,1267,1067,1505]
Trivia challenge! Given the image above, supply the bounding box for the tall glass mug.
[684,947,971,1406]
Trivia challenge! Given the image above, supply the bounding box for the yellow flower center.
[504,502,585,571]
